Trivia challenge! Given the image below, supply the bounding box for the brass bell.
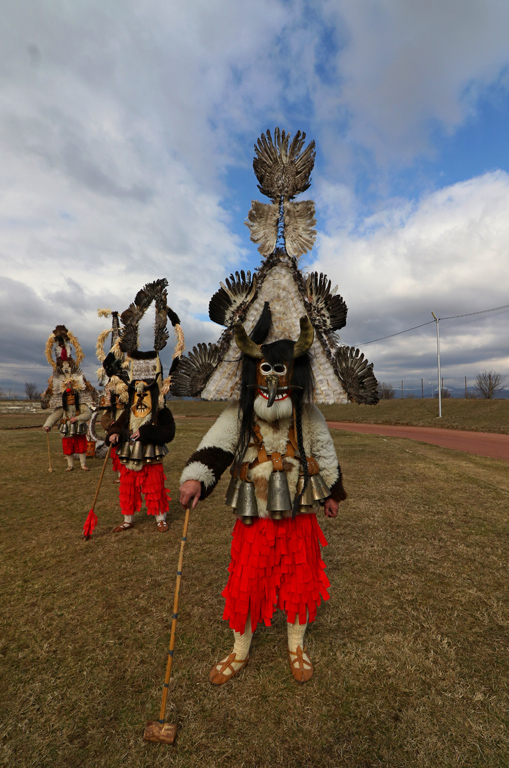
[225,476,242,508]
[296,475,317,506]
[118,441,131,461]
[68,421,78,437]
[308,473,331,501]
[60,422,68,435]
[267,470,292,513]
[236,480,258,520]
[144,443,156,463]
[154,444,168,460]
[129,440,144,462]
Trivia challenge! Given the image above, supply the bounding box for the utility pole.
[431,312,442,418]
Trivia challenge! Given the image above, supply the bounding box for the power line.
[355,320,434,345]
[440,303,509,320]
[354,302,509,346]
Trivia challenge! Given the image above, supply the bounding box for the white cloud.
[313,171,509,387]
[324,0,509,165]
[2,0,509,396]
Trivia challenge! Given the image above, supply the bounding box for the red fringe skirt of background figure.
[222,513,330,634]
[62,435,88,455]
[118,463,171,516]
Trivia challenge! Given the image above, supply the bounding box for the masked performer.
[104,280,184,533]
[176,128,378,683]
[180,314,347,684]
[42,325,97,471]
[94,310,128,481]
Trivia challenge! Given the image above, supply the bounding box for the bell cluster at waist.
[117,440,169,465]
[60,421,87,436]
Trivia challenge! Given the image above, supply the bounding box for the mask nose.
[266,374,279,407]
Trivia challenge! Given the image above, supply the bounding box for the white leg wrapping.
[215,617,253,678]
[287,615,313,677]
[66,456,74,469]
[79,453,87,468]
[123,515,134,523]
[287,616,307,653]
[155,513,167,522]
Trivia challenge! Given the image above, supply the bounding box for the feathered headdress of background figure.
[110,278,185,406]
[95,309,129,407]
[171,128,379,406]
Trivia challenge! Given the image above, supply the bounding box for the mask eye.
[273,364,287,375]
[260,362,272,375]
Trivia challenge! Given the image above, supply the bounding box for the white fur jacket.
[43,402,92,429]
[180,402,346,517]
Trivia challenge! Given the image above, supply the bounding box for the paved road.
[327,422,509,462]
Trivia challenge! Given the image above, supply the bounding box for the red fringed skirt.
[222,514,330,634]
[119,463,170,516]
[111,445,121,472]
[62,435,87,455]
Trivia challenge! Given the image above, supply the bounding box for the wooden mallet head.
[143,721,177,745]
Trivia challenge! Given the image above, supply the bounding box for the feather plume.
[283,200,316,259]
[334,346,379,405]
[120,278,169,353]
[170,343,220,397]
[253,128,316,200]
[97,308,112,318]
[306,272,348,332]
[209,271,257,327]
[245,201,279,256]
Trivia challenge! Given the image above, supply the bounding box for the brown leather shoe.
[157,521,168,533]
[209,652,249,685]
[288,646,313,683]
[112,522,134,532]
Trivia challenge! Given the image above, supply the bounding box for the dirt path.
[327,422,509,462]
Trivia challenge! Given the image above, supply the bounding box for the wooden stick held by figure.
[144,506,191,745]
[82,445,112,540]
[46,430,53,473]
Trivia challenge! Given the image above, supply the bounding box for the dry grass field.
[1,408,508,767]
[320,398,509,434]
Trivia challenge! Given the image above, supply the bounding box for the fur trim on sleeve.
[180,460,217,490]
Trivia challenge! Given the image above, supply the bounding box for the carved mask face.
[131,381,152,418]
[65,388,75,406]
[256,359,293,407]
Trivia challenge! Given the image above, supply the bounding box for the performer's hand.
[43,426,51,433]
[180,480,201,510]
[109,433,120,445]
[324,498,339,518]
[130,430,140,440]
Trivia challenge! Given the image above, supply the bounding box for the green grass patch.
[320,397,509,434]
[1,418,508,767]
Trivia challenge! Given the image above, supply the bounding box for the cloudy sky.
[1,0,509,398]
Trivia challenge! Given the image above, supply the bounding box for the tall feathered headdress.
[171,129,378,405]
[112,279,185,406]
[41,325,97,410]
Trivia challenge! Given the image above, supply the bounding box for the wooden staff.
[143,506,191,745]
[46,430,53,473]
[82,445,111,539]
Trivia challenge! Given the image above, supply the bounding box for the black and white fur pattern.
[180,399,344,517]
